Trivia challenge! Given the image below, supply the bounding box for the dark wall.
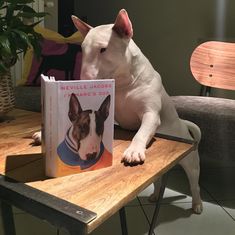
[75,0,235,98]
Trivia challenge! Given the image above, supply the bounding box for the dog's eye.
[100,48,106,54]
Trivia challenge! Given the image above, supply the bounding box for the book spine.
[44,80,58,177]
[41,78,46,162]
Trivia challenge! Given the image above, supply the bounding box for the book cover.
[41,75,115,177]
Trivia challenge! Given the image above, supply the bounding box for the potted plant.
[0,0,46,115]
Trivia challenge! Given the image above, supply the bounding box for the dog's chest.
[114,90,141,129]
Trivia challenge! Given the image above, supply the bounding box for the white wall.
[75,0,235,99]
[44,0,58,31]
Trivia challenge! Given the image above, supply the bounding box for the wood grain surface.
[190,41,235,90]
[0,109,194,233]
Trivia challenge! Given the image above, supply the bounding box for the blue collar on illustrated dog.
[57,140,105,169]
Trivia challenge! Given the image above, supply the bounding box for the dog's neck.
[114,40,155,90]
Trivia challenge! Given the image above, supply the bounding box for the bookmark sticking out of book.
[41,75,115,177]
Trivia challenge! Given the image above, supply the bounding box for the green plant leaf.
[28,20,43,28]
[14,4,36,13]
[5,5,14,22]
[0,0,46,75]
[0,62,8,73]
[28,33,42,58]
[0,0,4,8]
[6,0,35,4]
[0,35,11,55]
[12,29,31,46]
[18,12,47,19]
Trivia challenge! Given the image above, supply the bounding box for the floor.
[0,157,235,235]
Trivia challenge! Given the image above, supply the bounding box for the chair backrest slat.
[190,41,235,91]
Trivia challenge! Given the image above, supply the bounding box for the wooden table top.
[0,109,195,234]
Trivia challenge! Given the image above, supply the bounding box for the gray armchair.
[172,41,235,163]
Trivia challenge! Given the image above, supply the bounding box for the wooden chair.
[172,41,235,163]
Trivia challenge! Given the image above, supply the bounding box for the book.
[41,75,115,177]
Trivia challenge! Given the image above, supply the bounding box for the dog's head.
[68,93,110,161]
[71,9,133,81]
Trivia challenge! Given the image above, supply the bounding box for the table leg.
[119,207,128,235]
[0,201,16,235]
[148,174,168,235]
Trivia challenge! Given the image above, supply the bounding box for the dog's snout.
[91,145,98,151]
[81,66,98,80]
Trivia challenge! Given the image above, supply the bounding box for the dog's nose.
[86,152,97,161]
[92,145,98,151]
[81,66,98,80]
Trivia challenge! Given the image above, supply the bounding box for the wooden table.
[0,109,195,235]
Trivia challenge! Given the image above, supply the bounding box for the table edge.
[0,174,97,231]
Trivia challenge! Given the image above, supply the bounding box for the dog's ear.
[112,9,133,38]
[98,95,111,121]
[71,15,92,38]
[68,93,83,122]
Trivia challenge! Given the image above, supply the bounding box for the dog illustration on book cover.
[57,93,112,170]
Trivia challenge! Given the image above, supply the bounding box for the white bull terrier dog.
[34,9,203,213]
[71,9,203,214]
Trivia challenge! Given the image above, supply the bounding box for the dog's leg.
[148,177,162,202]
[179,150,203,214]
[149,151,203,214]
[122,111,160,163]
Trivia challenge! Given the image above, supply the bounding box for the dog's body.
[70,9,203,213]
[58,93,111,169]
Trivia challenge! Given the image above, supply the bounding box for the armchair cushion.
[18,26,83,86]
[171,96,235,162]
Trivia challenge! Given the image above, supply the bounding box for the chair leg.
[148,174,168,235]
[200,85,211,96]
[0,201,16,235]
[119,207,128,235]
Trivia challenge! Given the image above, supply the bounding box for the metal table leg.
[148,174,168,235]
[0,201,16,235]
[119,207,128,235]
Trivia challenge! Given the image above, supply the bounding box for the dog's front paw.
[32,131,42,145]
[122,144,146,165]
